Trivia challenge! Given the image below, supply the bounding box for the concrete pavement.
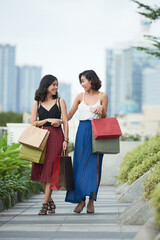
[0,186,142,240]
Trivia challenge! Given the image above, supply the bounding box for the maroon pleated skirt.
[31,126,64,183]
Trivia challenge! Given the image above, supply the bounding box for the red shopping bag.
[91,118,122,140]
[50,154,74,191]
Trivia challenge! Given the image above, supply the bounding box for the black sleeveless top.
[38,98,61,127]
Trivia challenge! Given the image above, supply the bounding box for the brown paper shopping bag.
[18,125,50,151]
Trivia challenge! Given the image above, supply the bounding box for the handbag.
[91,118,122,154]
[91,118,122,139]
[92,133,120,154]
[50,151,74,191]
[18,125,50,151]
[19,144,46,164]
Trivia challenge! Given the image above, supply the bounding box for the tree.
[132,0,160,58]
[0,112,23,126]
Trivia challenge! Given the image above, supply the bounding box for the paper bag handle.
[62,149,68,156]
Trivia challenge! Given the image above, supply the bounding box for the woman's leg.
[44,182,52,203]
[42,182,53,202]
[38,182,53,215]
[87,154,100,213]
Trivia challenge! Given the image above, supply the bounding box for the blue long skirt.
[65,120,103,203]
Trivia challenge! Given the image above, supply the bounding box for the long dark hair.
[79,70,101,91]
[35,74,58,102]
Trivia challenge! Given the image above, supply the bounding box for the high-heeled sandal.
[87,200,94,214]
[74,200,85,213]
[48,200,56,213]
[38,203,48,215]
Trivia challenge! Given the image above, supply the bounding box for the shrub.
[0,111,22,126]
[117,134,160,184]
[120,133,141,141]
[143,163,160,201]
[152,182,160,229]
[127,151,160,184]
[0,133,43,209]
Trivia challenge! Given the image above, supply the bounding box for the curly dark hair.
[35,74,58,102]
[79,70,102,91]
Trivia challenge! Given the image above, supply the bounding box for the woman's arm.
[93,92,108,118]
[101,92,108,118]
[68,93,82,120]
[60,98,69,150]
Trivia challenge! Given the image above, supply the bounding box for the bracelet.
[64,139,69,143]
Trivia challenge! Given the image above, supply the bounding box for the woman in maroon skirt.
[30,74,68,215]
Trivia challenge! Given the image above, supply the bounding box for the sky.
[0,0,160,96]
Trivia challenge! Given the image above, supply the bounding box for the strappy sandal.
[38,203,48,215]
[48,200,56,214]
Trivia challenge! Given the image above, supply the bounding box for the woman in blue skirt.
[65,70,108,213]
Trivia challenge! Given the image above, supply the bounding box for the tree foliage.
[132,0,160,58]
[0,112,22,126]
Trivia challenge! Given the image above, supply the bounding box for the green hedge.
[117,134,160,184]
[0,132,74,210]
[0,112,22,126]
[152,182,160,229]
[0,133,43,209]
[143,163,160,201]
[127,151,160,184]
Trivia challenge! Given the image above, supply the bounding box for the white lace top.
[78,93,101,120]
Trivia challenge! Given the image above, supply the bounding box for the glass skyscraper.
[106,47,158,116]
[17,66,42,113]
[142,66,160,105]
[0,44,16,112]
[58,82,71,112]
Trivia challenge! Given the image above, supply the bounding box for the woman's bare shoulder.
[100,92,108,99]
[32,100,38,107]
[75,92,83,102]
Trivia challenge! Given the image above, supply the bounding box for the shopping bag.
[92,132,120,154]
[18,125,50,151]
[91,118,122,140]
[19,144,46,164]
[50,153,74,190]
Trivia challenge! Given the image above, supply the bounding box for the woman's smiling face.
[81,75,92,92]
[47,80,58,95]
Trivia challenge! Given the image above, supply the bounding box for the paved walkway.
[0,186,142,240]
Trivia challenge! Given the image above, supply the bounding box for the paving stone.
[0,186,142,240]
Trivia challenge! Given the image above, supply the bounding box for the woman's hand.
[63,141,68,151]
[47,118,62,127]
[93,105,104,115]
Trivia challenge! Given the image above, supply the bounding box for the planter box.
[0,186,42,212]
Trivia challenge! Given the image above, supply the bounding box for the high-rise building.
[142,65,160,106]
[0,44,16,112]
[106,48,158,116]
[17,66,42,113]
[58,82,71,112]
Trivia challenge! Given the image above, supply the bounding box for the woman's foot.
[38,203,48,215]
[74,200,85,213]
[48,200,56,213]
[87,199,94,214]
